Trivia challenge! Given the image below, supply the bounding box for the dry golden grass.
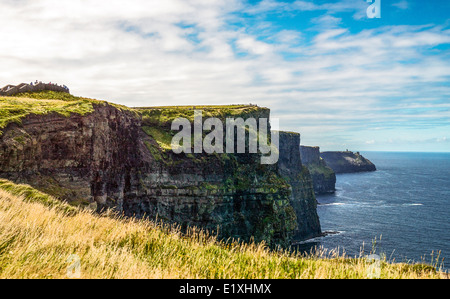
[0,187,447,279]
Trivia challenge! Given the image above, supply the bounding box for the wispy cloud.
[392,0,410,10]
[245,0,368,19]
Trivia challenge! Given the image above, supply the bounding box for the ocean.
[297,151,450,271]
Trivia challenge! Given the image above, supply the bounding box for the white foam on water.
[319,202,346,207]
[293,231,345,245]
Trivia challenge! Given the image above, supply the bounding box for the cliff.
[320,151,376,174]
[278,134,321,240]
[300,146,336,194]
[0,90,322,247]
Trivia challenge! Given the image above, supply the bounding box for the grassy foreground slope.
[0,180,445,279]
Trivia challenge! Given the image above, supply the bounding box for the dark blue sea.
[298,152,450,271]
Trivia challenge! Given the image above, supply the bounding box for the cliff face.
[278,134,321,240]
[0,103,141,208]
[0,95,322,247]
[300,146,336,195]
[320,151,376,174]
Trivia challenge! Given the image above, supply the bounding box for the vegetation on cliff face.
[0,180,445,279]
[300,146,336,195]
[141,126,174,151]
[305,160,336,194]
[307,161,335,180]
[137,104,269,153]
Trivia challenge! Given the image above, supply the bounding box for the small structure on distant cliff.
[0,82,69,96]
[321,151,376,174]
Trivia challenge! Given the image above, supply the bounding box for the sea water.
[298,152,450,271]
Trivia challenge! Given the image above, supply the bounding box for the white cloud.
[293,0,367,19]
[235,35,273,55]
[311,14,342,29]
[244,0,286,14]
[392,0,409,10]
[244,0,368,19]
[292,1,321,11]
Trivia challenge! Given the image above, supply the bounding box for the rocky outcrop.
[320,151,376,174]
[0,99,322,247]
[300,146,336,195]
[0,82,69,96]
[278,133,321,240]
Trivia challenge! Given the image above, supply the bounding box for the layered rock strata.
[279,134,322,240]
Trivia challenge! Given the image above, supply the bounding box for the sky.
[0,0,449,152]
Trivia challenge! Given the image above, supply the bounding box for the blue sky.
[1,0,449,151]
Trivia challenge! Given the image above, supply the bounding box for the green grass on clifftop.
[0,91,100,136]
[136,105,268,128]
[1,91,266,138]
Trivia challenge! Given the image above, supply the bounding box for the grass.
[0,91,99,136]
[137,105,268,128]
[0,91,266,154]
[0,180,446,279]
[141,126,174,151]
[0,179,79,215]
[306,160,335,180]
[138,104,271,161]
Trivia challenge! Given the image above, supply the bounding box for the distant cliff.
[300,146,336,195]
[279,134,321,240]
[0,90,322,247]
[320,151,376,174]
